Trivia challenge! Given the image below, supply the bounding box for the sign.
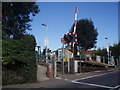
[64,58,68,62]
[61,32,78,44]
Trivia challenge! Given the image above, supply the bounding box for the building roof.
[85,50,95,55]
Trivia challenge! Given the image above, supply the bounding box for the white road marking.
[112,85,120,90]
[55,70,119,89]
[73,73,106,81]
[71,81,114,89]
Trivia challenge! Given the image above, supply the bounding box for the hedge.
[2,35,37,85]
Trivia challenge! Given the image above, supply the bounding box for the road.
[2,69,120,90]
[54,70,120,89]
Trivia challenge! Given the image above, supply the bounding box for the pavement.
[37,65,49,81]
[2,68,120,89]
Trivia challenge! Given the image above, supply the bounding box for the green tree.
[95,48,107,57]
[110,43,120,59]
[2,2,40,39]
[70,19,98,51]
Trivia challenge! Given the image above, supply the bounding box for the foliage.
[70,19,98,51]
[95,43,120,64]
[109,43,120,59]
[2,2,40,39]
[95,48,107,57]
[2,35,36,67]
[96,43,120,60]
[2,2,39,85]
[2,35,37,84]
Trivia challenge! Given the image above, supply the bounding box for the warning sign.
[64,58,68,62]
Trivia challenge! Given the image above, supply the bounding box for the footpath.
[2,68,118,88]
[37,65,49,81]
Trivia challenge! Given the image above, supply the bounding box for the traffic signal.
[64,34,75,44]
[61,32,78,45]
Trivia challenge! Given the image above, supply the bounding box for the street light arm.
[42,24,47,26]
[105,37,108,40]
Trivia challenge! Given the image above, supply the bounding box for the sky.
[29,2,118,51]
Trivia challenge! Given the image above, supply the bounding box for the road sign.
[62,32,78,45]
[64,58,68,62]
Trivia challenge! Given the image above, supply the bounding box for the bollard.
[47,64,53,78]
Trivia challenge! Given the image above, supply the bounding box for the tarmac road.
[2,68,120,90]
[53,70,120,89]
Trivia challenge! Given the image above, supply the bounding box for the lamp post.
[42,24,49,64]
[36,46,41,63]
[105,37,110,64]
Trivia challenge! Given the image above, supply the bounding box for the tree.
[110,43,120,60]
[95,48,107,57]
[70,19,98,51]
[2,2,40,39]
[95,43,120,65]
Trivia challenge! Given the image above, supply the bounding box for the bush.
[2,35,37,85]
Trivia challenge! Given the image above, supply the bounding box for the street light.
[42,24,49,64]
[105,37,110,64]
[36,46,41,63]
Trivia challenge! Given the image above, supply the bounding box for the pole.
[45,25,47,63]
[110,50,112,65]
[72,7,78,73]
[42,24,49,64]
[105,38,109,65]
[103,56,105,63]
[38,46,40,62]
[54,53,57,77]
[118,56,120,68]
[107,46,109,64]
[40,47,42,62]
[46,46,47,63]
[79,47,82,73]
[68,46,70,73]
[62,43,64,74]
[36,46,40,62]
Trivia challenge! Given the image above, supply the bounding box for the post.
[105,37,110,65]
[118,56,120,68]
[110,50,112,65]
[68,46,70,74]
[54,53,57,77]
[40,46,42,62]
[38,46,40,62]
[36,46,41,62]
[45,46,47,63]
[79,47,82,73]
[103,56,105,63]
[62,43,64,74]
[73,7,78,73]
[108,50,109,64]
[42,24,49,64]
[72,44,75,73]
